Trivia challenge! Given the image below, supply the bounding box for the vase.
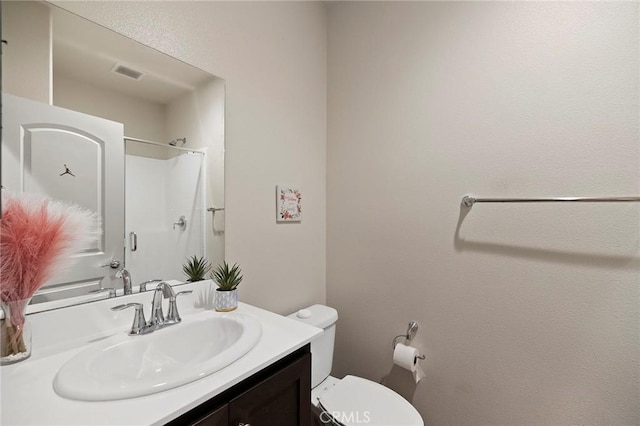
[1,298,32,365]
[215,289,238,312]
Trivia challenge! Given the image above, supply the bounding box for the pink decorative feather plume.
[0,192,99,308]
[0,191,99,360]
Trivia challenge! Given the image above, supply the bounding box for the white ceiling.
[51,6,215,105]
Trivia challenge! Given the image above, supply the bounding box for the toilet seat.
[317,375,423,426]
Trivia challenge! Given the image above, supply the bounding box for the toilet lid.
[318,375,423,426]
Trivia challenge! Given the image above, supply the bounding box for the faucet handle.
[172,216,187,230]
[111,303,148,335]
[165,290,193,324]
[111,302,143,310]
[139,279,163,293]
[90,287,116,298]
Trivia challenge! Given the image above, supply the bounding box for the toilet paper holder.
[392,321,426,359]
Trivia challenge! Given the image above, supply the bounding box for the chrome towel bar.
[461,195,640,207]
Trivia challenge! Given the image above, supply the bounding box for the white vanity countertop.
[0,280,322,425]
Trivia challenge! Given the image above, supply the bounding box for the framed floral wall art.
[276,186,302,222]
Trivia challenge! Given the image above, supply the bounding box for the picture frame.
[276,185,302,222]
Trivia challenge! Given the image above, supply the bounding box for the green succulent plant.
[211,261,243,291]
[182,255,212,282]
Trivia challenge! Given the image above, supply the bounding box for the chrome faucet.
[150,282,175,327]
[112,282,193,335]
[115,268,132,295]
[149,282,193,329]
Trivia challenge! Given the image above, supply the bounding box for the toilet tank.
[287,304,338,388]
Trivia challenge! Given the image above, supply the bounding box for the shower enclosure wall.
[125,139,206,285]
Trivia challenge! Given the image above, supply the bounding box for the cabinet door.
[229,352,311,426]
[192,403,228,426]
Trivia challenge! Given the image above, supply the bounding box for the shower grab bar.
[461,194,640,207]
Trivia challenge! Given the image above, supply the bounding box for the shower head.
[169,137,186,146]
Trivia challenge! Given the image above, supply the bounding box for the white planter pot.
[215,289,238,312]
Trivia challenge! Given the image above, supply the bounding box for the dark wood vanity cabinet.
[192,404,228,426]
[168,345,311,426]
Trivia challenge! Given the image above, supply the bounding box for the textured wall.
[1,1,51,103]
[54,73,167,143]
[54,1,328,314]
[327,2,639,425]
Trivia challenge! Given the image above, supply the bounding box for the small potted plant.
[211,261,243,312]
[182,255,211,282]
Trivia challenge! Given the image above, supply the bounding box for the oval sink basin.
[53,311,262,401]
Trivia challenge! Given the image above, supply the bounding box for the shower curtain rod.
[461,194,640,207]
[124,136,203,154]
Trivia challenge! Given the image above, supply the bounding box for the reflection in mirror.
[125,139,206,286]
[2,93,126,306]
[1,1,225,313]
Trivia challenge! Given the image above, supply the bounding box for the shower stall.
[124,138,206,285]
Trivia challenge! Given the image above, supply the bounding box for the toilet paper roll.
[393,343,426,384]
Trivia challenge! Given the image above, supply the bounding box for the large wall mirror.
[1,1,225,312]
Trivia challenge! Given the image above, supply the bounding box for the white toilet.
[288,304,424,426]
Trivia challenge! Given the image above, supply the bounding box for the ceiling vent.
[111,63,144,80]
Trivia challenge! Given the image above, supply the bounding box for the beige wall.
[54,73,166,142]
[6,1,638,423]
[53,1,328,314]
[1,1,51,103]
[327,2,639,425]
